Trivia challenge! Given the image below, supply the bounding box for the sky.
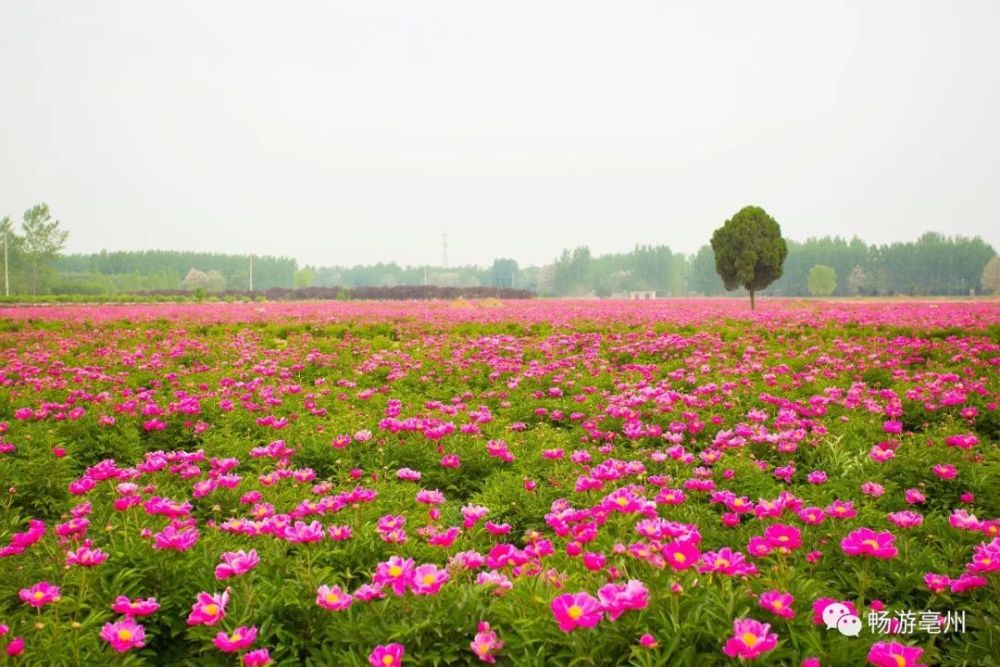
[1,1,998,269]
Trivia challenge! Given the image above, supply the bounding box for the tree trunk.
[749,289,756,310]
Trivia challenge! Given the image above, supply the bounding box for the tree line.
[2,202,997,298]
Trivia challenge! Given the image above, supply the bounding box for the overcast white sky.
[1,1,998,268]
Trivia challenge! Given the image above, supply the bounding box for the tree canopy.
[710,206,788,309]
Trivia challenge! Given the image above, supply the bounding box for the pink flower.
[410,564,449,595]
[923,572,951,593]
[100,618,145,653]
[582,552,606,571]
[950,572,987,594]
[867,641,926,667]
[551,592,603,632]
[597,579,649,621]
[153,524,199,551]
[243,648,272,666]
[663,540,700,570]
[470,621,503,663]
[283,520,324,543]
[369,643,405,667]
[841,527,898,559]
[932,464,957,480]
[66,542,109,567]
[316,585,353,611]
[215,549,260,579]
[722,618,778,660]
[639,633,658,648]
[187,589,229,626]
[214,626,257,652]
[374,556,415,596]
[5,636,24,657]
[111,596,160,617]
[764,524,802,552]
[758,590,795,619]
[19,581,60,608]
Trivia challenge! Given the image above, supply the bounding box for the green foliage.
[807,264,837,297]
[710,205,788,307]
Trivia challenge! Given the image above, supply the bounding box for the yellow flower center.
[862,539,880,549]
[382,656,395,666]
[567,605,583,620]
[714,558,730,568]
[389,566,403,577]
[616,497,628,506]
[674,553,686,563]
[326,593,339,603]
[422,574,436,585]
[33,591,45,600]
[742,632,758,647]
[478,643,490,654]
[982,558,991,565]
[231,632,242,642]
[203,603,219,616]
[118,630,133,641]
[893,655,906,667]
[772,600,783,609]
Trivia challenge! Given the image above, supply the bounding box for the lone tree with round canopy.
[710,205,788,310]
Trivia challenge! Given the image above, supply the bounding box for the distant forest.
[2,229,995,299]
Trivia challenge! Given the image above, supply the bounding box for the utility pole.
[3,228,8,297]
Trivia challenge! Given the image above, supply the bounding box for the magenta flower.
[470,621,503,663]
[19,581,60,608]
[841,527,898,559]
[722,618,778,660]
[111,595,160,617]
[663,540,700,570]
[243,648,272,666]
[66,542,109,567]
[551,592,603,632]
[283,520,324,543]
[214,626,257,652]
[374,556,415,596]
[100,618,145,653]
[215,549,260,580]
[187,589,229,626]
[153,524,199,551]
[316,585,353,611]
[369,643,405,667]
[764,524,802,552]
[758,590,795,619]
[597,579,649,621]
[867,641,926,667]
[410,564,449,595]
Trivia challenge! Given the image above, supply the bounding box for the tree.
[294,267,315,289]
[21,204,69,296]
[710,205,787,309]
[982,256,1000,295]
[846,265,872,296]
[489,258,519,288]
[807,264,837,296]
[1,216,26,296]
[182,268,211,290]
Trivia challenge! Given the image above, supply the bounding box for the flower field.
[0,299,998,666]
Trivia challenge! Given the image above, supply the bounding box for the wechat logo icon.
[822,602,862,637]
